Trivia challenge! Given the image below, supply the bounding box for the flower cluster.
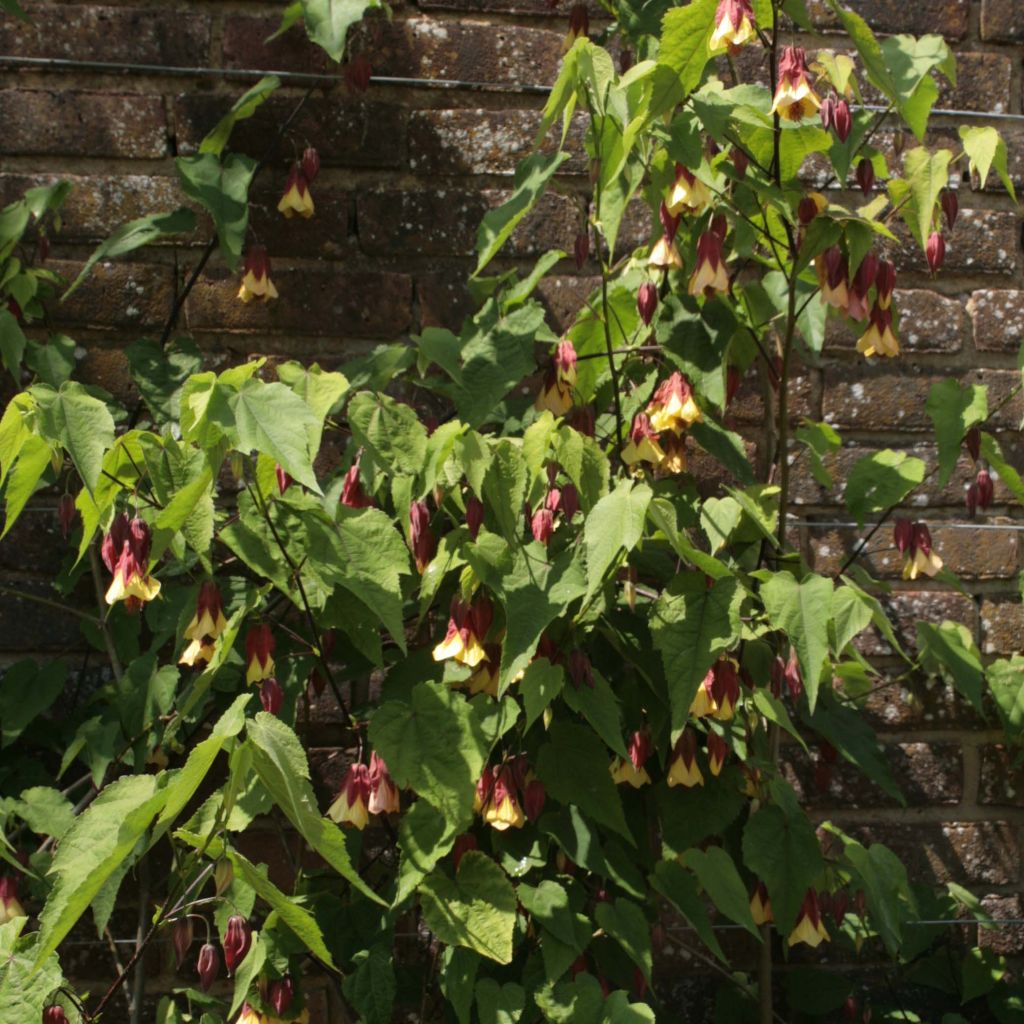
[328,752,401,829]
[894,519,943,580]
[180,581,228,667]
[474,757,545,831]
[101,513,161,611]
[622,372,701,475]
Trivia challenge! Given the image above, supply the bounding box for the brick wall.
[2,0,1024,1016]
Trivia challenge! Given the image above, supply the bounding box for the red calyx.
[223,915,252,974]
[855,158,875,196]
[197,942,221,992]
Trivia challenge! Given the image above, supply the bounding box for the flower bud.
[893,518,915,556]
[976,468,994,509]
[466,495,484,539]
[842,996,859,1022]
[833,98,852,142]
[523,778,546,820]
[301,147,321,183]
[275,464,293,494]
[344,54,372,93]
[574,231,590,270]
[58,492,77,539]
[197,942,220,991]
[784,647,803,700]
[819,93,837,133]
[798,195,820,225]
[410,500,436,573]
[560,484,580,522]
[43,1008,68,1024]
[833,890,849,925]
[531,507,554,545]
[223,915,252,974]
[964,426,981,462]
[637,281,658,325]
[269,976,295,1016]
[568,649,593,690]
[453,833,478,869]
[855,158,875,196]
[926,231,945,274]
[260,676,284,716]
[173,916,194,967]
[726,365,743,406]
[731,148,749,178]
[940,187,959,231]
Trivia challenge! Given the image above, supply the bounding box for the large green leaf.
[35,775,168,968]
[348,391,429,477]
[343,945,397,1024]
[926,380,988,486]
[760,572,833,711]
[419,851,517,963]
[960,126,1017,200]
[33,382,115,493]
[839,835,912,955]
[917,620,985,714]
[476,979,525,1024]
[650,0,718,116]
[302,0,379,62]
[584,480,651,596]
[844,450,926,527]
[594,898,652,983]
[395,798,458,906]
[369,681,492,829]
[200,76,281,156]
[650,573,743,734]
[176,153,256,270]
[0,308,26,377]
[1,433,52,538]
[126,337,204,426]
[681,846,759,938]
[650,860,726,962]
[891,147,953,250]
[0,659,67,747]
[0,922,63,1023]
[247,713,383,903]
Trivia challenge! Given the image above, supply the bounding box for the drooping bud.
[816,246,849,310]
[846,252,879,322]
[43,1008,68,1024]
[560,484,580,522]
[340,460,374,509]
[893,518,915,556]
[568,649,594,690]
[941,188,959,230]
[832,890,850,926]
[750,880,773,925]
[637,281,658,326]
[574,231,590,270]
[260,676,284,716]
[223,915,252,974]
[726,365,743,406]
[976,468,994,509]
[833,97,852,142]
[875,259,896,310]
[523,778,546,820]
[268,976,295,1016]
[965,426,982,462]
[926,231,945,274]
[706,731,729,776]
[563,3,589,50]
[731,148,749,178]
[275,464,293,493]
[855,158,875,196]
[409,500,436,573]
[466,495,484,539]
[344,54,372,93]
[798,194,822,225]
[842,996,860,1022]
[301,147,321,183]
[819,93,837,133]
[214,860,234,896]
[452,833,478,869]
[58,493,77,539]
[173,917,194,967]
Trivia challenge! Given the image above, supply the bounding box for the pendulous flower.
[245,624,276,685]
[648,234,684,271]
[688,229,730,298]
[647,372,701,434]
[770,46,821,122]
[666,165,711,217]
[197,942,220,991]
[926,231,946,274]
[223,915,252,974]
[260,676,284,716]
[535,339,578,416]
[816,246,849,311]
[789,889,830,948]
[409,500,436,573]
[622,413,665,468]
[750,881,773,925]
[180,580,228,667]
[707,731,729,776]
[667,729,704,788]
[102,513,161,611]
[433,595,493,668]
[637,281,658,325]
[709,0,756,53]
[611,729,652,788]
[237,245,278,304]
[856,304,900,359]
[327,763,372,829]
[277,164,314,219]
[340,459,374,509]
[367,752,401,815]
[0,875,25,923]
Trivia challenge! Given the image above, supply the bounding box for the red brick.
[981,0,1024,42]
[967,289,1024,354]
[535,275,599,333]
[979,895,1024,956]
[173,93,406,169]
[980,599,1024,657]
[418,0,602,15]
[408,108,587,176]
[221,14,329,74]
[936,53,1014,115]
[885,210,1017,277]
[357,188,581,258]
[979,744,1024,807]
[807,524,1020,580]
[853,590,978,658]
[185,268,412,339]
[806,0,969,40]
[825,290,964,356]
[0,90,167,159]
[0,4,210,65]
[50,259,175,331]
[858,677,981,732]
[78,346,136,407]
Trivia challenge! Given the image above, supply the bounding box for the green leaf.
[247,713,384,903]
[442,947,481,1024]
[369,681,492,829]
[681,846,759,938]
[584,480,651,596]
[650,860,726,962]
[917,620,985,714]
[519,658,565,731]
[276,361,349,423]
[475,152,571,275]
[650,0,718,116]
[348,391,429,477]
[760,572,833,711]
[650,573,743,734]
[14,786,75,840]
[229,931,266,1018]
[126,337,204,426]
[830,585,875,654]
[594,898,652,984]
[961,126,1017,200]
[35,774,167,968]
[839,836,911,955]
[893,147,953,250]
[0,658,67,747]
[419,851,517,963]
[1,433,52,538]
[690,418,756,484]
[395,798,457,906]
[176,153,256,270]
[0,923,63,1024]
[200,76,281,156]
[0,309,26,378]
[62,209,196,300]
[536,721,632,842]
[844,450,927,527]
[233,379,324,493]
[981,433,1024,504]
[518,881,579,949]
[987,657,1024,742]
[34,382,115,493]
[228,850,336,966]
[343,945,397,1024]
[476,979,525,1024]
[302,0,379,62]
[926,380,988,486]
[562,669,627,759]
[25,334,76,388]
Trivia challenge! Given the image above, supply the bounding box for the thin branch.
[0,585,101,626]
[88,543,123,681]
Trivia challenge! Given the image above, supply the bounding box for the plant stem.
[88,542,123,681]
[128,857,151,1024]
[0,585,101,626]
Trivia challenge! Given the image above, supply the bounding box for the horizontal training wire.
[789,518,1024,532]
[0,56,1023,122]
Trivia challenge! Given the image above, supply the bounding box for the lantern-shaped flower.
[789,889,830,948]
[180,580,228,667]
[535,339,578,416]
[750,881,773,925]
[666,166,711,217]
[770,46,821,122]
[667,729,704,788]
[688,229,729,298]
[856,304,900,359]
[621,413,665,468]
[102,513,161,611]
[237,245,278,304]
[432,595,493,669]
[0,876,25,924]
[647,372,701,434]
[327,763,372,829]
[367,752,401,815]
[611,730,652,788]
[709,0,756,53]
[245,624,276,685]
[277,164,314,219]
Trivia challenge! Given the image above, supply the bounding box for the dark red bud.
[965,426,981,462]
[976,468,994,509]
[941,188,959,231]
[43,1008,68,1024]
[637,281,658,326]
[819,94,836,132]
[301,147,321,183]
[574,231,590,270]
[710,212,728,240]
[523,779,546,820]
[798,196,820,225]
[855,158,875,197]
[452,833,478,869]
[560,484,580,522]
[705,137,720,158]
[275,464,293,494]
[568,649,593,690]
[843,996,860,1022]
[926,231,945,274]
[834,98,852,142]
[260,676,284,716]
[344,54,372,93]
[732,148,749,178]
[58,492,77,539]
[269,976,295,1015]
[531,507,554,545]
[893,518,915,556]
[466,495,484,539]
[726,365,743,407]
[173,917,194,968]
[197,942,220,992]
[833,890,849,925]
[223,915,252,974]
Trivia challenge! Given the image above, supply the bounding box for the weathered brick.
[938,53,1014,115]
[885,210,1017,277]
[981,0,1024,42]
[783,741,962,809]
[967,289,1024,354]
[825,290,964,356]
[49,260,175,331]
[0,579,85,651]
[173,94,406,169]
[0,5,210,65]
[185,268,413,339]
[233,185,355,261]
[418,0,602,15]
[221,14,330,74]
[308,747,355,804]
[845,821,1020,887]
[822,368,1024,433]
[806,0,969,40]
[535,275,599,333]
[78,346,136,407]
[858,677,982,732]
[854,590,978,658]
[807,524,1020,580]
[0,507,64,575]
[980,599,1024,657]
[980,895,1024,956]
[409,108,587,176]
[979,744,1024,807]
[357,188,581,257]
[0,90,167,159]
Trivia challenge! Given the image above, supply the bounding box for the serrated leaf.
[584,480,651,596]
[343,945,397,1024]
[1,433,52,538]
[926,380,988,486]
[594,898,652,983]
[650,0,718,116]
[176,153,256,270]
[348,391,429,477]
[200,76,281,156]
[844,449,926,527]
[0,658,67,747]
[33,382,114,494]
[682,846,759,938]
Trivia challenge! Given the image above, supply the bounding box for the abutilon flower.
[941,187,959,230]
[574,231,590,270]
[706,731,729,776]
[784,647,803,700]
[102,513,161,611]
[874,258,896,310]
[452,833,478,869]
[855,157,875,196]
[964,426,981,463]
[647,372,701,434]
[770,46,821,122]
[926,231,946,274]
[975,468,994,510]
[223,915,253,974]
[690,667,718,717]
[708,0,756,53]
[842,996,860,1022]
[277,164,314,219]
[816,246,849,311]
[197,942,220,991]
[237,1004,263,1024]
[648,234,684,271]
[237,245,278,304]
[43,1007,69,1024]
[343,54,372,93]
[463,642,500,697]
[523,778,546,820]
[709,658,740,719]
[465,495,485,539]
[276,464,294,494]
[731,148,749,178]
[659,201,681,242]
[789,889,830,948]
[327,763,372,829]
[820,93,852,142]
[180,580,228,667]
[637,281,658,326]
[657,432,687,476]
[611,729,652,788]
[846,252,879,322]
[0,875,25,923]
[667,729,704,788]
[750,881,773,925]
[58,492,77,539]
[535,338,578,416]
[688,229,730,298]
[856,304,899,359]
[622,413,665,468]
[260,676,284,715]
[433,595,493,668]
[798,192,827,226]
[269,976,295,1016]
[480,766,526,831]
[173,917,194,967]
[894,519,944,580]
[666,165,711,217]
[726,365,743,406]
[367,751,401,815]
[531,506,555,545]
[245,624,276,685]
[340,460,374,509]
[562,3,589,51]
[409,500,436,573]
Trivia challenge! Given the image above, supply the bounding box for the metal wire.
[791,518,1024,532]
